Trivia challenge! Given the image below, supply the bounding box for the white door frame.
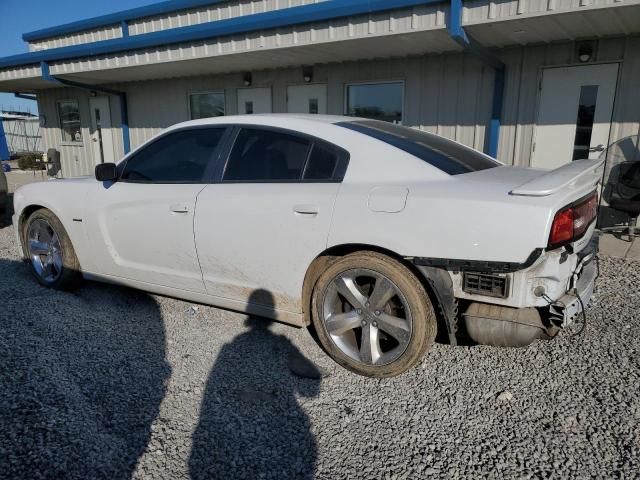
[531,62,619,170]
[286,83,328,114]
[88,96,116,165]
[237,87,272,114]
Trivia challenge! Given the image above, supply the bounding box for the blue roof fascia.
[3,0,440,69]
[23,0,231,42]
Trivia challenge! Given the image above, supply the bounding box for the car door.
[86,127,228,292]
[194,126,349,314]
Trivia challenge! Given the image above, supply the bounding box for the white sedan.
[13,115,601,377]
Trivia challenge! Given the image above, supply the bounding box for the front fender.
[13,179,95,271]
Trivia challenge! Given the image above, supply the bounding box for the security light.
[577,42,594,63]
[302,65,313,83]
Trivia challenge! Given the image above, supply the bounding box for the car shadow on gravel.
[190,289,321,480]
[0,193,14,228]
[0,259,170,479]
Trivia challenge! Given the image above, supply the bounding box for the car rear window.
[336,120,501,175]
[224,128,311,181]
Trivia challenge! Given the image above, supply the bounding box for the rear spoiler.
[510,159,605,197]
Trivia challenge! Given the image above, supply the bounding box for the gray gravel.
[0,222,638,479]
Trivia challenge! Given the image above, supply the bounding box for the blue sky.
[0,0,158,114]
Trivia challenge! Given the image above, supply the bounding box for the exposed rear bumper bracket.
[412,248,542,274]
[415,265,459,346]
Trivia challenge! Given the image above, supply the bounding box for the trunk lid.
[455,159,604,208]
[508,159,604,197]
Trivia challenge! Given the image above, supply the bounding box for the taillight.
[549,208,574,248]
[548,192,598,249]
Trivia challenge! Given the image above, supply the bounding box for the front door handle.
[170,204,190,214]
[589,144,605,152]
[293,204,319,215]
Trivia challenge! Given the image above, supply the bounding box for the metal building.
[0,111,41,157]
[0,0,638,178]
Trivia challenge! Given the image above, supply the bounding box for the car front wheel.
[311,251,437,377]
[23,209,82,290]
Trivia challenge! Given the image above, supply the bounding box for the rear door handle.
[170,203,190,214]
[293,204,319,215]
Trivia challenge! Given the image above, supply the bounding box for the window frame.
[216,125,350,184]
[118,126,233,184]
[187,90,226,120]
[344,80,406,125]
[56,98,83,144]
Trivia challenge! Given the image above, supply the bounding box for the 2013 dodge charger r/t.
[12,115,602,377]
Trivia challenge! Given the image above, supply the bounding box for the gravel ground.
[0,222,638,479]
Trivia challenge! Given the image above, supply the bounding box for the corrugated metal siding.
[28,25,122,51]
[34,37,640,177]
[48,5,446,76]
[463,0,638,23]
[1,117,41,154]
[607,35,640,146]
[36,52,493,176]
[37,88,96,178]
[496,36,640,166]
[129,0,329,35]
[25,0,330,51]
[0,64,40,82]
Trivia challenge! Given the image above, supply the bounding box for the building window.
[57,100,82,142]
[189,92,225,120]
[346,82,404,124]
[572,85,599,160]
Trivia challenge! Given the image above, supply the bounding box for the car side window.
[223,128,312,182]
[303,143,341,180]
[121,128,226,183]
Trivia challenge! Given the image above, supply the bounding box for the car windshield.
[336,120,501,175]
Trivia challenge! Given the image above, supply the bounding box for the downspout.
[0,116,9,161]
[40,61,131,154]
[448,0,505,159]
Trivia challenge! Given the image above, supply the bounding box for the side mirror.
[95,163,118,182]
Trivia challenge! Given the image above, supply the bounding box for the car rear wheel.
[23,209,82,290]
[311,251,437,377]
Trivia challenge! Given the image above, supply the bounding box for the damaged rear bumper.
[549,250,597,328]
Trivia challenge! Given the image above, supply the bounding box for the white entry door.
[287,84,328,114]
[532,63,618,170]
[89,96,116,165]
[237,87,272,114]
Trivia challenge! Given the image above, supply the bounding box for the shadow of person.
[0,258,169,479]
[189,289,320,480]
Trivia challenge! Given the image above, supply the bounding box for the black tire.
[311,251,437,378]
[23,208,82,290]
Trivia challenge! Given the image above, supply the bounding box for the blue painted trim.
[3,0,437,68]
[0,116,10,161]
[448,0,468,44]
[23,0,231,42]
[40,61,52,81]
[488,67,505,158]
[121,21,129,38]
[40,62,131,154]
[448,0,504,157]
[120,93,131,154]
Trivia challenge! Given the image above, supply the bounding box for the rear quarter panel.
[330,181,552,264]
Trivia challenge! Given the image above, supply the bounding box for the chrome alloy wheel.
[322,268,413,366]
[27,218,64,283]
